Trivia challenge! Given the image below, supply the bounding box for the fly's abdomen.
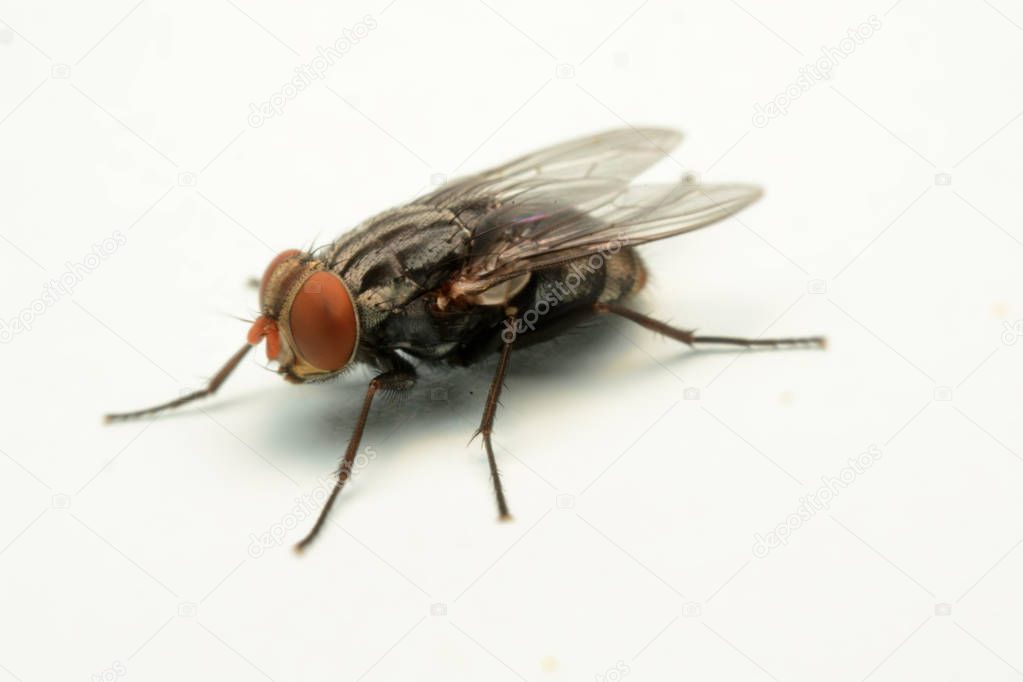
[598,247,646,303]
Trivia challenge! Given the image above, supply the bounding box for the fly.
[105,127,825,552]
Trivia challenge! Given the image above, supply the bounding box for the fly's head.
[247,249,359,383]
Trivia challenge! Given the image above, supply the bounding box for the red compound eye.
[287,271,358,371]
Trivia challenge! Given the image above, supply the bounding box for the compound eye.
[288,272,357,372]
[259,249,301,303]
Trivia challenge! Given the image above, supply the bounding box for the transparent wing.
[449,180,762,296]
[419,127,683,208]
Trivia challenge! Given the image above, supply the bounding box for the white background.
[2,0,1022,680]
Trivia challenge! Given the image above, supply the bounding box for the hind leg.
[595,302,825,349]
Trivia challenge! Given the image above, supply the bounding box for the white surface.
[2,0,1022,680]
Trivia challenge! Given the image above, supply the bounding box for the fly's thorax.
[248,250,360,382]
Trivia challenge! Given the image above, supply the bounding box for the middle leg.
[295,357,416,553]
[475,331,515,521]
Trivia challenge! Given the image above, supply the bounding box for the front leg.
[295,354,416,553]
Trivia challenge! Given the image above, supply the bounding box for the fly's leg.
[104,344,252,423]
[295,364,416,553]
[595,303,826,349]
[475,329,514,521]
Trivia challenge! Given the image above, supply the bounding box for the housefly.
[106,127,824,552]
